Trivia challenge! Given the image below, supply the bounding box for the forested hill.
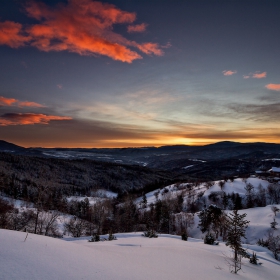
[0,152,172,199]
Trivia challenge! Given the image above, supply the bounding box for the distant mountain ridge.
[0,140,25,151]
[1,140,280,173]
[1,139,280,151]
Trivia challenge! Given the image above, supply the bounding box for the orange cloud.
[0,21,30,48]
[127,23,148,33]
[243,71,267,79]
[0,96,44,107]
[252,72,266,79]
[0,113,72,126]
[265,84,280,91]
[223,70,237,76]
[136,42,164,56]
[0,0,163,63]
[17,101,44,108]
[0,96,17,106]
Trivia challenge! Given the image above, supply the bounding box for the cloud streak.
[0,113,72,126]
[243,71,267,79]
[252,72,266,78]
[228,102,280,122]
[0,96,44,107]
[0,0,163,63]
[265,84,280,91]
[223,70,237,76]
[127,23,148,33]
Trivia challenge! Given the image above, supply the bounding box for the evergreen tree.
[141,193,147,208]
[160,202,170,233]
[176,193,184,212]
[270,219,278,230]
[222,193,229,210]
[233,193,243,210]
[244,183,255,208]
[198,204,222,238]
[225,210,250,273]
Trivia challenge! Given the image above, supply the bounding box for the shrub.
[143,229,158,238]
[181,231,188,241]
[257,238,269,247]
[108,231,117,241]
[249,252,259,265]
[204,233,215,245]
[88,233,100,242]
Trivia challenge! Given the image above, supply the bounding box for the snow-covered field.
[1,176,279,279]
[1,230,279,280]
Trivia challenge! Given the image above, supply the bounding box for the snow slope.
[137,177,271,207]
[1,230,279,280]
[188,205,280,244]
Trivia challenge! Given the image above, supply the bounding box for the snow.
[270,167,280,173]
[189,159,206,162]
[1,196,34,208]
[1,230,279,280]
[182,165,194,169]
[1,175,280,279]
[67,190,117,204]
[187,205,280,243]
[136,177,271,208]
[203,177,270,197]
[135,178,280,245]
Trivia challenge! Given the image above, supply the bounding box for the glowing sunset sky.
[0,0,280,148]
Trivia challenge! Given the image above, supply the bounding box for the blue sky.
[0,0,280,147]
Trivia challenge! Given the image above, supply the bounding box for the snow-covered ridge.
[1,230,279,280]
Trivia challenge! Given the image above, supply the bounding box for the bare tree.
[10,209,36,232]
[174,212,194,235]
[0,197,14,229]
[64,216,88,237]
[34,185,49,234]
[35,210,60,236]
[267,184,280,204]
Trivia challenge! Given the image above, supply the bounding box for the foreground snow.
[1,230,279,280]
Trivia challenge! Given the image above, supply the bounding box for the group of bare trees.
[0,197,61,236]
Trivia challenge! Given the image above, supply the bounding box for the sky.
[0,0,280,148]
